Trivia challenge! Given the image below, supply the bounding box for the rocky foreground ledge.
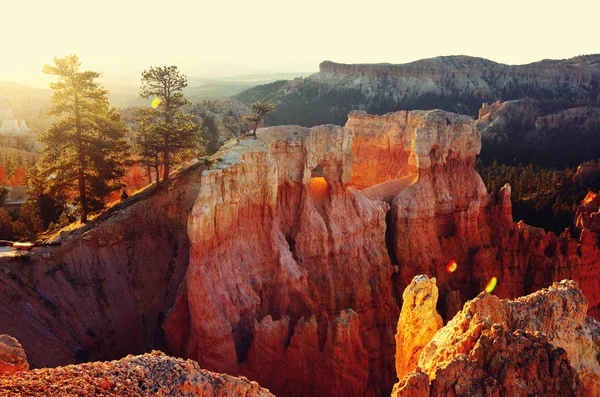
[0,350,273,397]
[394,276,600,396]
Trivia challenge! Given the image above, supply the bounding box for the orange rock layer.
[393,279,600,396]
[0,350,274,397]
[164,109,600,396]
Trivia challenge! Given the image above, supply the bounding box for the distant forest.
[476,160,600,234]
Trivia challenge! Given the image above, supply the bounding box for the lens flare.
[485,277,498,293]
[446,260,458,273]
[151,97,161,109]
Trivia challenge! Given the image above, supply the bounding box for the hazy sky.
[3,0,599,87]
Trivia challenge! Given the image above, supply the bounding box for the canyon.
[477,99,600,167]
[1,108,600,396]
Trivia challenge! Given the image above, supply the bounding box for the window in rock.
[310,164,329,212]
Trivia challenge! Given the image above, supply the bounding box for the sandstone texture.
[165,109,600,396]
[0,334,28,375]
[394,275,442,381]
[394,280,599,397]
[0,350,273,397]
[3,108,600,396]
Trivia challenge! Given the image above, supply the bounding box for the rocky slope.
[393,278,599,396]
[477,99,600,167]
[0,163,206,368]
[234,55,600,126]
[0,349,273,396]
[191,100,250,154]
[2,109,600,396]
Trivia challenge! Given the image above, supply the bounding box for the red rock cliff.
[165,108,600,396]
[393,279,599,396]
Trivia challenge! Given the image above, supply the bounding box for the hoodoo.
[2,109,600,396]
[393,278,599,396]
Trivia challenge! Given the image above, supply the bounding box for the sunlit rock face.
[393,280,599,397]
[0,334,28,375]
[165,125,398,397]
[394,275,442,381]
[0,350,274,397]
[4,107,600,397]
[164,109,600,396]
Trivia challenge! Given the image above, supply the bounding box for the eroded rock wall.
[393,280,599,397]
[0,164,205,368]
[165,109,600,396]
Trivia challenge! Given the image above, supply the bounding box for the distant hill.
[107,72,311,107]
[233,55,600,126]
[0,82,51,120]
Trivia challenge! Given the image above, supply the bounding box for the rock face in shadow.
[393,279,599,397]
[477,99,600,167]
[0,164,206,368]
[0,350,274,397]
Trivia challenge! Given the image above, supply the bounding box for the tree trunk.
[146,165,153,185]
[75,97,88,223]
[163,150,170,184]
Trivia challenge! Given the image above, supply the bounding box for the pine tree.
[39,55,130,223]
[137,66,200,183]
[14,201,43,240]
[244,102,275,138]
[134,107,163,184]
[0,208,14,240]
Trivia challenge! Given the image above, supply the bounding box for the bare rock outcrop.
[164,109,600,396]
[576,191,600,233]
[0,350,273,396]
[394,280,600,397]
[394,275,442,381]
[0,334,28,375]
[4,107,600,397]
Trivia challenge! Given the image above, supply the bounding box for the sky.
[3,0,599,87]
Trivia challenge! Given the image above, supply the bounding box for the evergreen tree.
[25,165,64,228]
[244,102,275,138]
[14,201,43,240]
[38,55,130,223]
[0,208,14,240]
[134,107,163,184]
[137,66,200,183]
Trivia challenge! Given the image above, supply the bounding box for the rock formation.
[0,334,28,375]
[0,350,273,396]
[191,100,250,154]
[234,55,600,126]
[0,163,207,368]
[576,191,600,234]
[3,108,600,396]
[394,276,442,381]
[393,279,600,397]
[477,99,600,167]
[164,109,600,396]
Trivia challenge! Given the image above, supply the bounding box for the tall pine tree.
[39,55,130,223]
[137,66,200,183]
